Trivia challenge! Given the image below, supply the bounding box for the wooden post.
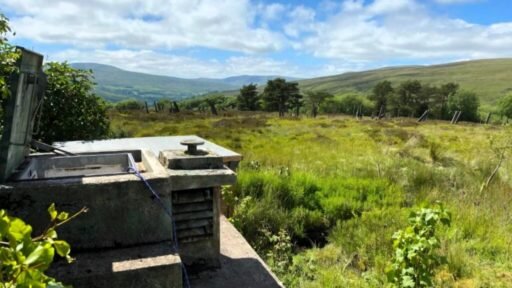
[144,101,149,113]
[455,111,462,124]
[417,110,429,122]
[451,110,458,124]
[485,112,492,124]
[154,101,158,112]
[378,105,384,119]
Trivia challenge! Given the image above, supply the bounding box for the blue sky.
[2,0,512,78]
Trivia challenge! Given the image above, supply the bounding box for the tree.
[369,80,393,115]
[262,78,295,117]
[390,80,422,117]
[37,62,110,143]
[435,82,459,119]
[448,90,480,122]
[287,82,303,116]
[115,99,144,111]
[498,92,512,119]
[305,91,333,118]
[0,13,19,136]
[237,84,260,111]
[204,94,228,115]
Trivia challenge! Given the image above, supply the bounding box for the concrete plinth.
[49,242,182,288]
[0,150,174,250]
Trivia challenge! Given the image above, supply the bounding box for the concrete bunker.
[0,47,282,287]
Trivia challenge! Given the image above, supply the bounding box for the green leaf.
[7,218,32,242]
[56,212,69,221]
[46,228,58,240]
[48,204,57,221]
[24,244,54,270]
[401,275,415,287]
[53,241,70,258]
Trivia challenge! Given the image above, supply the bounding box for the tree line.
[108,76,512,124]
[369,80,481,122]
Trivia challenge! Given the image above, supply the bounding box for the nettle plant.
[387,203,451,288]
[0,204,87,287]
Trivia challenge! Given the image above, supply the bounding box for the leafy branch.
[0,204,87,287]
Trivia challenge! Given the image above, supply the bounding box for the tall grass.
[111,111,512,287]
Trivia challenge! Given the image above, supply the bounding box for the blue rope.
[127,166,191,288]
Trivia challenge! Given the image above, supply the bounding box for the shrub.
[37,62,110,143]
[387,203,451,288]
[448,91,480,122]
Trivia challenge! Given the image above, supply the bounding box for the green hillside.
[71,63,237,102]
[299,58,512,106]
[71,63,298,102]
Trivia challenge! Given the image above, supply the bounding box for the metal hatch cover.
[0,47,45,182]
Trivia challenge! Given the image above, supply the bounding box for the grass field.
[112,111,512,287]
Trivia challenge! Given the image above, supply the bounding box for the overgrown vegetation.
[111,111,512,287]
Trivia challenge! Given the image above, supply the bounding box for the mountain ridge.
[70,63,299,102]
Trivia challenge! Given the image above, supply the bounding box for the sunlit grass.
[111,111,512,287]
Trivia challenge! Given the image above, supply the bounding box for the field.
[111,111,512,287]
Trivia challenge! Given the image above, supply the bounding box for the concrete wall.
[0,150,174,251]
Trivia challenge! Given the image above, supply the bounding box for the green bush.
[38,62,110,143]
[387,203,451,288]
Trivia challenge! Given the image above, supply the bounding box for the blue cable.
[127,166,191,288]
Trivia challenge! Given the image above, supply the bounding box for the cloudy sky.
[2,0,512,78]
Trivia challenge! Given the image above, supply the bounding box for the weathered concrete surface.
[48,242,182,288]
[190,216,284,288]
[0,150,175,250]
[168,169,236,191]
[14,153,134,180]
[160,150,225,170]
[54,136,242,165]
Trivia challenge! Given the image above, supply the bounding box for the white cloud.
[284,5,317,37]
[434,0,480,4]
[3,0,512,78]
[51,49,305,78]
[1,0,284,53]
[259,3,286,22]
[368,0,418,14]
[298,0,512,62]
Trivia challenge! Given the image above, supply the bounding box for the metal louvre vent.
[172,188,215,243]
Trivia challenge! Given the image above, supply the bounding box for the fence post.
[417,110,429,122]
[485,112,492,124]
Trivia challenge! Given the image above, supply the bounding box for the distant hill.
[219,75,301,87]
[298,58,512,106]
[71,63,298,102]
